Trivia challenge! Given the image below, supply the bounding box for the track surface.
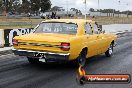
[0,34,132,88]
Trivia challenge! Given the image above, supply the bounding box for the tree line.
[89,8,132,15]
[0,0,51,15]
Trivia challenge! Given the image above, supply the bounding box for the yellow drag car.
[12,19,117,66]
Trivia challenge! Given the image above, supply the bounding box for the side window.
[85,23,92,35]
[93,23,99,34]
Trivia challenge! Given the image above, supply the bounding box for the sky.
[51,0,132,13]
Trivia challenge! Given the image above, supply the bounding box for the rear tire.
[27,57,40,64]
[105,43,114,57]
[74,50,87,67]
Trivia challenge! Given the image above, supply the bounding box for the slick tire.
[76,49,87,67]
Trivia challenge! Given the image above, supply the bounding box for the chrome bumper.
[12,49,70,61]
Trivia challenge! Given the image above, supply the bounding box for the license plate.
[39,59,46,62]
[34,53,46,58]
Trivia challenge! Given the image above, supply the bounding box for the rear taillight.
[60,43,70,51]
[12,39,18,46]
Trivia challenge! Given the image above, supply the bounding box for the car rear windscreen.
[34,22,78,34]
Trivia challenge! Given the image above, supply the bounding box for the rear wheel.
[76,50,87,67]
[27,57,40,64]
[105,43,114,57]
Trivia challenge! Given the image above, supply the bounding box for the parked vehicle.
[40,13,47,19]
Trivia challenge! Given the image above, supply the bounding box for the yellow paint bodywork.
[13,19,117,61]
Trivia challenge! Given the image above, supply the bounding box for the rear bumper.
[12,49,70,62]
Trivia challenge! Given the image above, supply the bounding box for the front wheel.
[105,44,114,57]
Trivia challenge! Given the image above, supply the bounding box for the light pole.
[98,0,101,16]
[83,0,87,19]
[66,0,69,17]
[126,3,129,17]
[118,0,120,17]
[98,0,99,9]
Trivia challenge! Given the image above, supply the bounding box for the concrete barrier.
[102,24,132,33]
[0,28,34,48]
[0,29,5,48]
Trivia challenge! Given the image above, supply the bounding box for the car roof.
[42,19,94,24]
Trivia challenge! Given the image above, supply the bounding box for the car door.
[84,22,98,57]
[93,23,106,54]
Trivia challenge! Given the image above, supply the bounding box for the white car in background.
[40,13,47,19]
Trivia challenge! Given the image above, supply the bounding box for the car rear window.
[34,22,78,34]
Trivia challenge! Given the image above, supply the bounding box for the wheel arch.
[81,47,88,55]
[111,40,115,45]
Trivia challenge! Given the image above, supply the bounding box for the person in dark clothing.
[51,12,56,19]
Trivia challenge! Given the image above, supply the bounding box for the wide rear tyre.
[73,50,87,67]
[105,43,114,57]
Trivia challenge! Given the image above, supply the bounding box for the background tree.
[0,0,2,13]
[0,0,21,14]
[70,8,82,15]
[30,0,51,14]
[89,8,94,12]
[40,0,51,12]
[21,0,30,13]
[0,0,2,7]
[3,0,12,12]
[12,0,21,14]
[30,0,39,13]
